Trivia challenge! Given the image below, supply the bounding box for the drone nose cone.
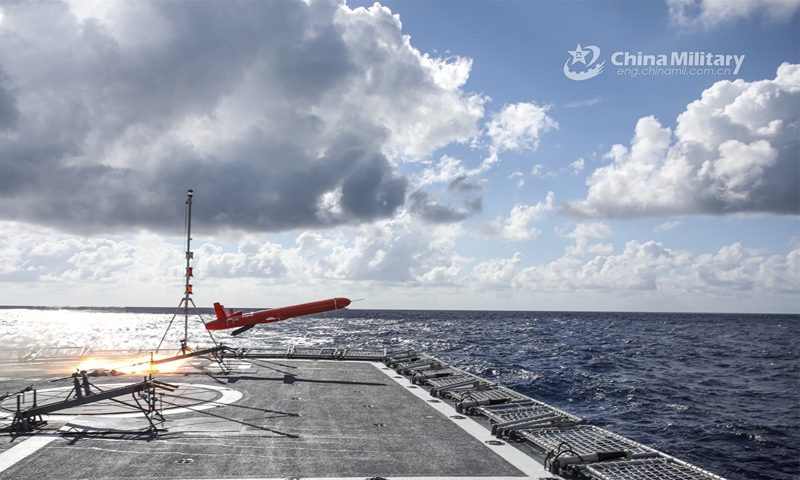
[335,297,351,309]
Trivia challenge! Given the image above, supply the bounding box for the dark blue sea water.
[1,308,798,480]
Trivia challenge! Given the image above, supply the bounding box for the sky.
[0,0,797,313]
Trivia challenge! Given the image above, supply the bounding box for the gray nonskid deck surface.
[0,359,536,479]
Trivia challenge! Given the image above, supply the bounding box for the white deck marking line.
[153,383,243,417]
[373,362,554,479]
[0,429,70,474]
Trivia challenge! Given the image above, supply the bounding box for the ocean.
[1,307,798,480]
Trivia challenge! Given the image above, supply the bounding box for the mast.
[183,189,194,352]
[156,189,217,354]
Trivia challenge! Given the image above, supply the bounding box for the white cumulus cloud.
[566,222,614,239]
[480,192,555,241]
[2,220,797,310]
[470,252,523,286]
[486,102,557,153]
[571,240,693,290]
[482,102,557,166]
[562,63,800,219]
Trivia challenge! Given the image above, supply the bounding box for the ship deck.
[0,351,552,480]
[0,347,729,480]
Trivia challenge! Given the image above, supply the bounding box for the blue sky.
[0,0,797,312]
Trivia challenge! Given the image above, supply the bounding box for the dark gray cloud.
[0,0,484,235]
[448,174,484,194]
[408,188,482,224]
[407,172,485,223]
[0,69,19,131]
[340,154,408,220]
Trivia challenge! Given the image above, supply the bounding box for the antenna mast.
[156,189,217,354]
[183,189,194,349]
